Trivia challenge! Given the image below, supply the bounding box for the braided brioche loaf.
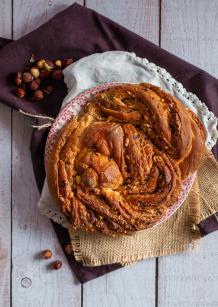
[47,83,206,236]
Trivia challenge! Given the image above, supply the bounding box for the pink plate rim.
[45,82,195,228]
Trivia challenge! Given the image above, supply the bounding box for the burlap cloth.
[68,150,218,266]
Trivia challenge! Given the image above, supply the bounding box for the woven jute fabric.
[69,150,218,266]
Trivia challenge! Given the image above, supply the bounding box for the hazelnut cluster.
[14,55,73,101]
[40,243,73,271]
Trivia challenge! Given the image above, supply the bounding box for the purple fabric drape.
[0,3,217,283]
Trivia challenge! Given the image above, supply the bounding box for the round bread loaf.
[47,83,206,236]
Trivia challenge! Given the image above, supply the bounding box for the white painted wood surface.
[0,105,11,307]
[83,259,156,307]
[159,1,218,306]
[0,1,12,306]
[0,1,217,306]
[86,0,159,43]
[161,0,218,78]
[158,232,218,307]
[10,1,83,306]
[11,112,81,307]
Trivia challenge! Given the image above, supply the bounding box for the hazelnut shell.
[22,72,33,83]
[41,249,52,259]
[33,90,44,101]
[15,87,25,98]
[15,73,22,86]
[29,80,40,91]
[30,67,40,79]
[51,69,63,80]
[55,59,62,68]
[62,58,73,68]
[37,59,45,69]
[53,260,62,270]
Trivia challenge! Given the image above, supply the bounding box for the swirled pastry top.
[47,83,206,236]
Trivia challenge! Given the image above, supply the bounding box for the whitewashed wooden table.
[0,1,218,306]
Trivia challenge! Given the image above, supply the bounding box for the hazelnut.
[29,80,40,91]
[22,72,33,83]
[33,90,44,101]
[40,69,50,78]
[30,67,40,79]
[51,69,63,80]
[37,59,45,69]
[41,249,52,259]
[62,58,73,68]
[15,87,25,98]
[53,260,62,270]
[44,60,54,71]
[15,72,22,86]
[43,85,54,95]
[64,244,73,254]
[55,59,62,68]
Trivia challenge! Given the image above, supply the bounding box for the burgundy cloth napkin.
[0,3,217,283]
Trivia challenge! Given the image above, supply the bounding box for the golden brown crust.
[47,83,206,236]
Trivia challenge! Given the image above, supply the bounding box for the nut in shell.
[55,59,62,68]
[15,72,22,86]
[33,90,44,101]
[40,69,50,78]
[53,260,62,270]
[30,67,40,79]
[62,58,73,68]
[51,69,63,80]
[41,249,52,259]
[22,72,33,83]
[37,59,45,69]
[64,244,73,254]
[44,60,54,71]
[29,80,40,91]
[15,87,25,98]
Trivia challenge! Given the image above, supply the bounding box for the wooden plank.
[86,0,159,44]
[13,0,84,38]
[0,1,12,307]
[158,232,218,306]
[161,0,218,78]
[83,259,156,307]
[0,0,12,38]
[83,1,159,306]
[12,1,83,306]
[11,112,81,307]
[0,104,11,307]
[159,1,218,306]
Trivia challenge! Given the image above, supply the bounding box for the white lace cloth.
[38,51,218,228]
